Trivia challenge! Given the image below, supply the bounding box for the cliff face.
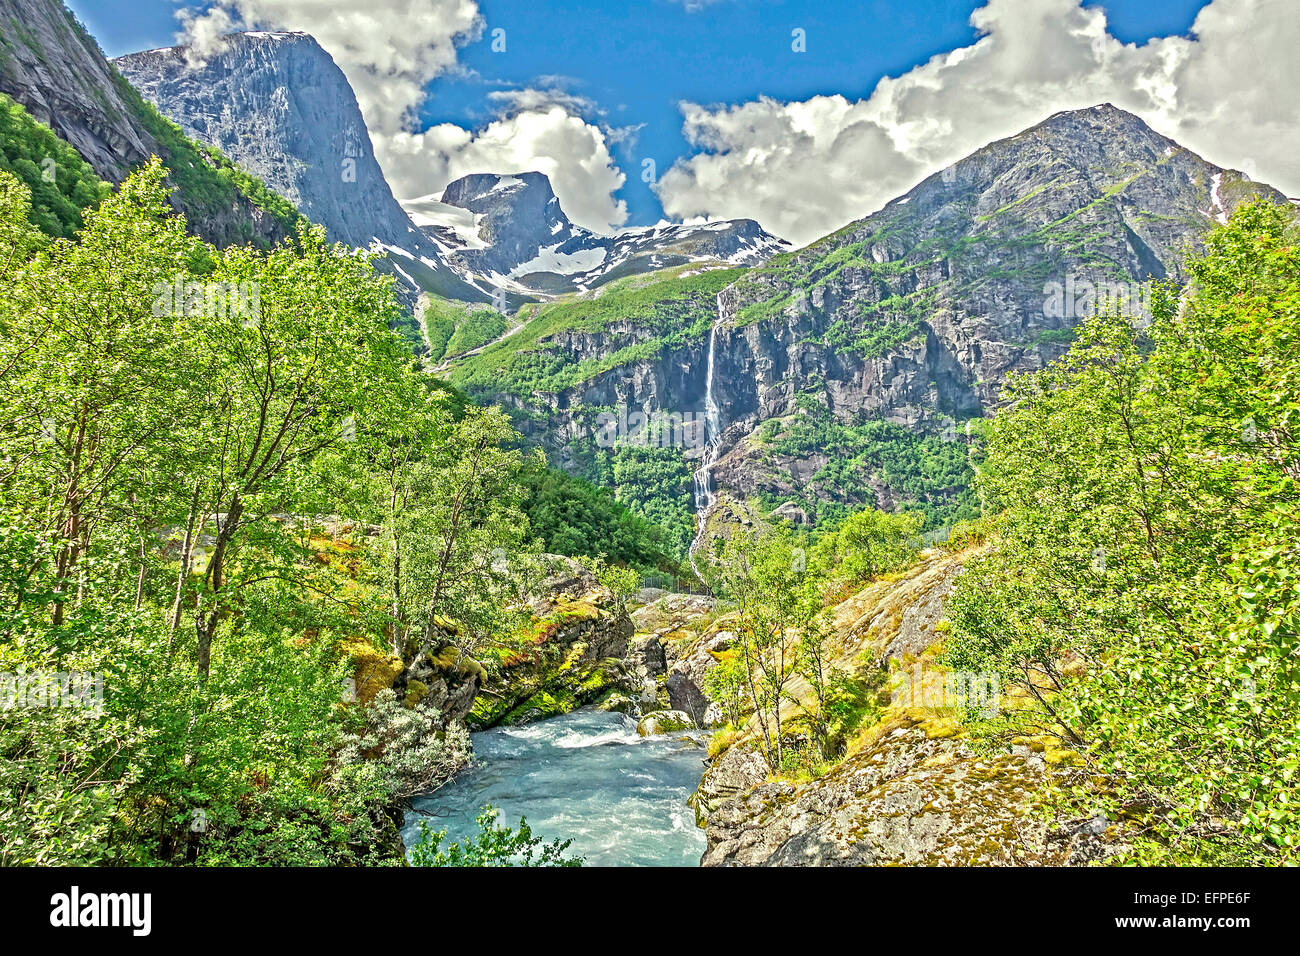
[0,0,149,177]
[448,105,1291,521]
[710,104,1283,431]
[116,33,413,251]
[0,0,295,247]
[113,31,487,305]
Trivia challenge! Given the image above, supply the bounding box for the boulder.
[637,710,696,737]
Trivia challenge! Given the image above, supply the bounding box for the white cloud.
[656,0,1300,245]
[176,0,628,231]
[381,107,627,232]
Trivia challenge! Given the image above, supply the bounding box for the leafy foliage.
[0,163,537,865]
[765,407,981,529]
[517,455,680,571]
[408,805,582,867]
[942,202,1300,864]
[0,93,109,238]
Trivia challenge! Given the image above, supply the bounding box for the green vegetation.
[810,507,924,585]
[702,506,921,775]
[942,202,1300,865]
[569,440,696,558]
[518,455,680,571]
[423,297,508,363]
[408,806,581,866]
[0,163,543,865]
[0,93,109,238]
[450,265,743,399]
[763,407,981,529]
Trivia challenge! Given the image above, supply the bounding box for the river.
[402,709,709,866]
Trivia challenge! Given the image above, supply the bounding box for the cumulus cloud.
[656,0,1300,246]
[382,107,628,232]
[176,0,628,231]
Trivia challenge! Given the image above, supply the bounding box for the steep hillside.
[450,105,1292,540]
[113,31,489,306]
[448,263,747,554]
[0,0,300,247]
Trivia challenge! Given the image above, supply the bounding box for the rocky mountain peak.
[114,29,492,305]
[415,168,790,293]
[437,171,577,275]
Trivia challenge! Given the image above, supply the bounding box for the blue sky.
[70,0,1214,231]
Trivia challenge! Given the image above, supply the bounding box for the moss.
[403,679,429,708]
[340,636,403,705]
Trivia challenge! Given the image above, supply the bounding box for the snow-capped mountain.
[406,171,791,296]
[114,30,788,307]
[114,31,493,306]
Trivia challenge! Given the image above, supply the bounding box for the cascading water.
[402,710,708,866]
[688,295,724,580]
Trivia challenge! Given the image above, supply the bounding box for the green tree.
[942,201,1300,864]
[713,526,825,771]
[408,805,582,867]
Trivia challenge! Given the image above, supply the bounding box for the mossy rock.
[595,690,640,716]
[638,710,696,736]
[340,636,403,705]
[404,679,429,708]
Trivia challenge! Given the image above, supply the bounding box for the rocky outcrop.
[666,628,732,728]
[469,556,637,726]
[0,0,295,247]
[629,593,721,722]
[689,745,769,827]
[684,542,1124,864]
[636,710,694,736]
[702,716,1120,866]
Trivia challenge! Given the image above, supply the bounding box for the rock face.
[666,629,732,728]
[469,556,637,727]
[710,105,1287,433]
[702,719,1116,866]
[0,0,293,247]
[451,106,1292,518]
[412,170,789,295]
[636,710,694,736]
[629,593,720,722]
[113,31,485,305]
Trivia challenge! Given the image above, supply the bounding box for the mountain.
[445,104,1293,544]
[113,31,488,305]
[0,0,299,247]
[113,31,789,309]
[407,171,789,295]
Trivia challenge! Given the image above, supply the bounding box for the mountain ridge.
[444,103,1294,547]
[0,0,300,247]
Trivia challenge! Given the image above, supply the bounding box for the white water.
[688,295,724,579]
[402,710,708,866]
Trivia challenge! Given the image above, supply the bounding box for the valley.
[1,0,1297,876]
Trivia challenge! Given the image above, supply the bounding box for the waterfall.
[688,295,724,580]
